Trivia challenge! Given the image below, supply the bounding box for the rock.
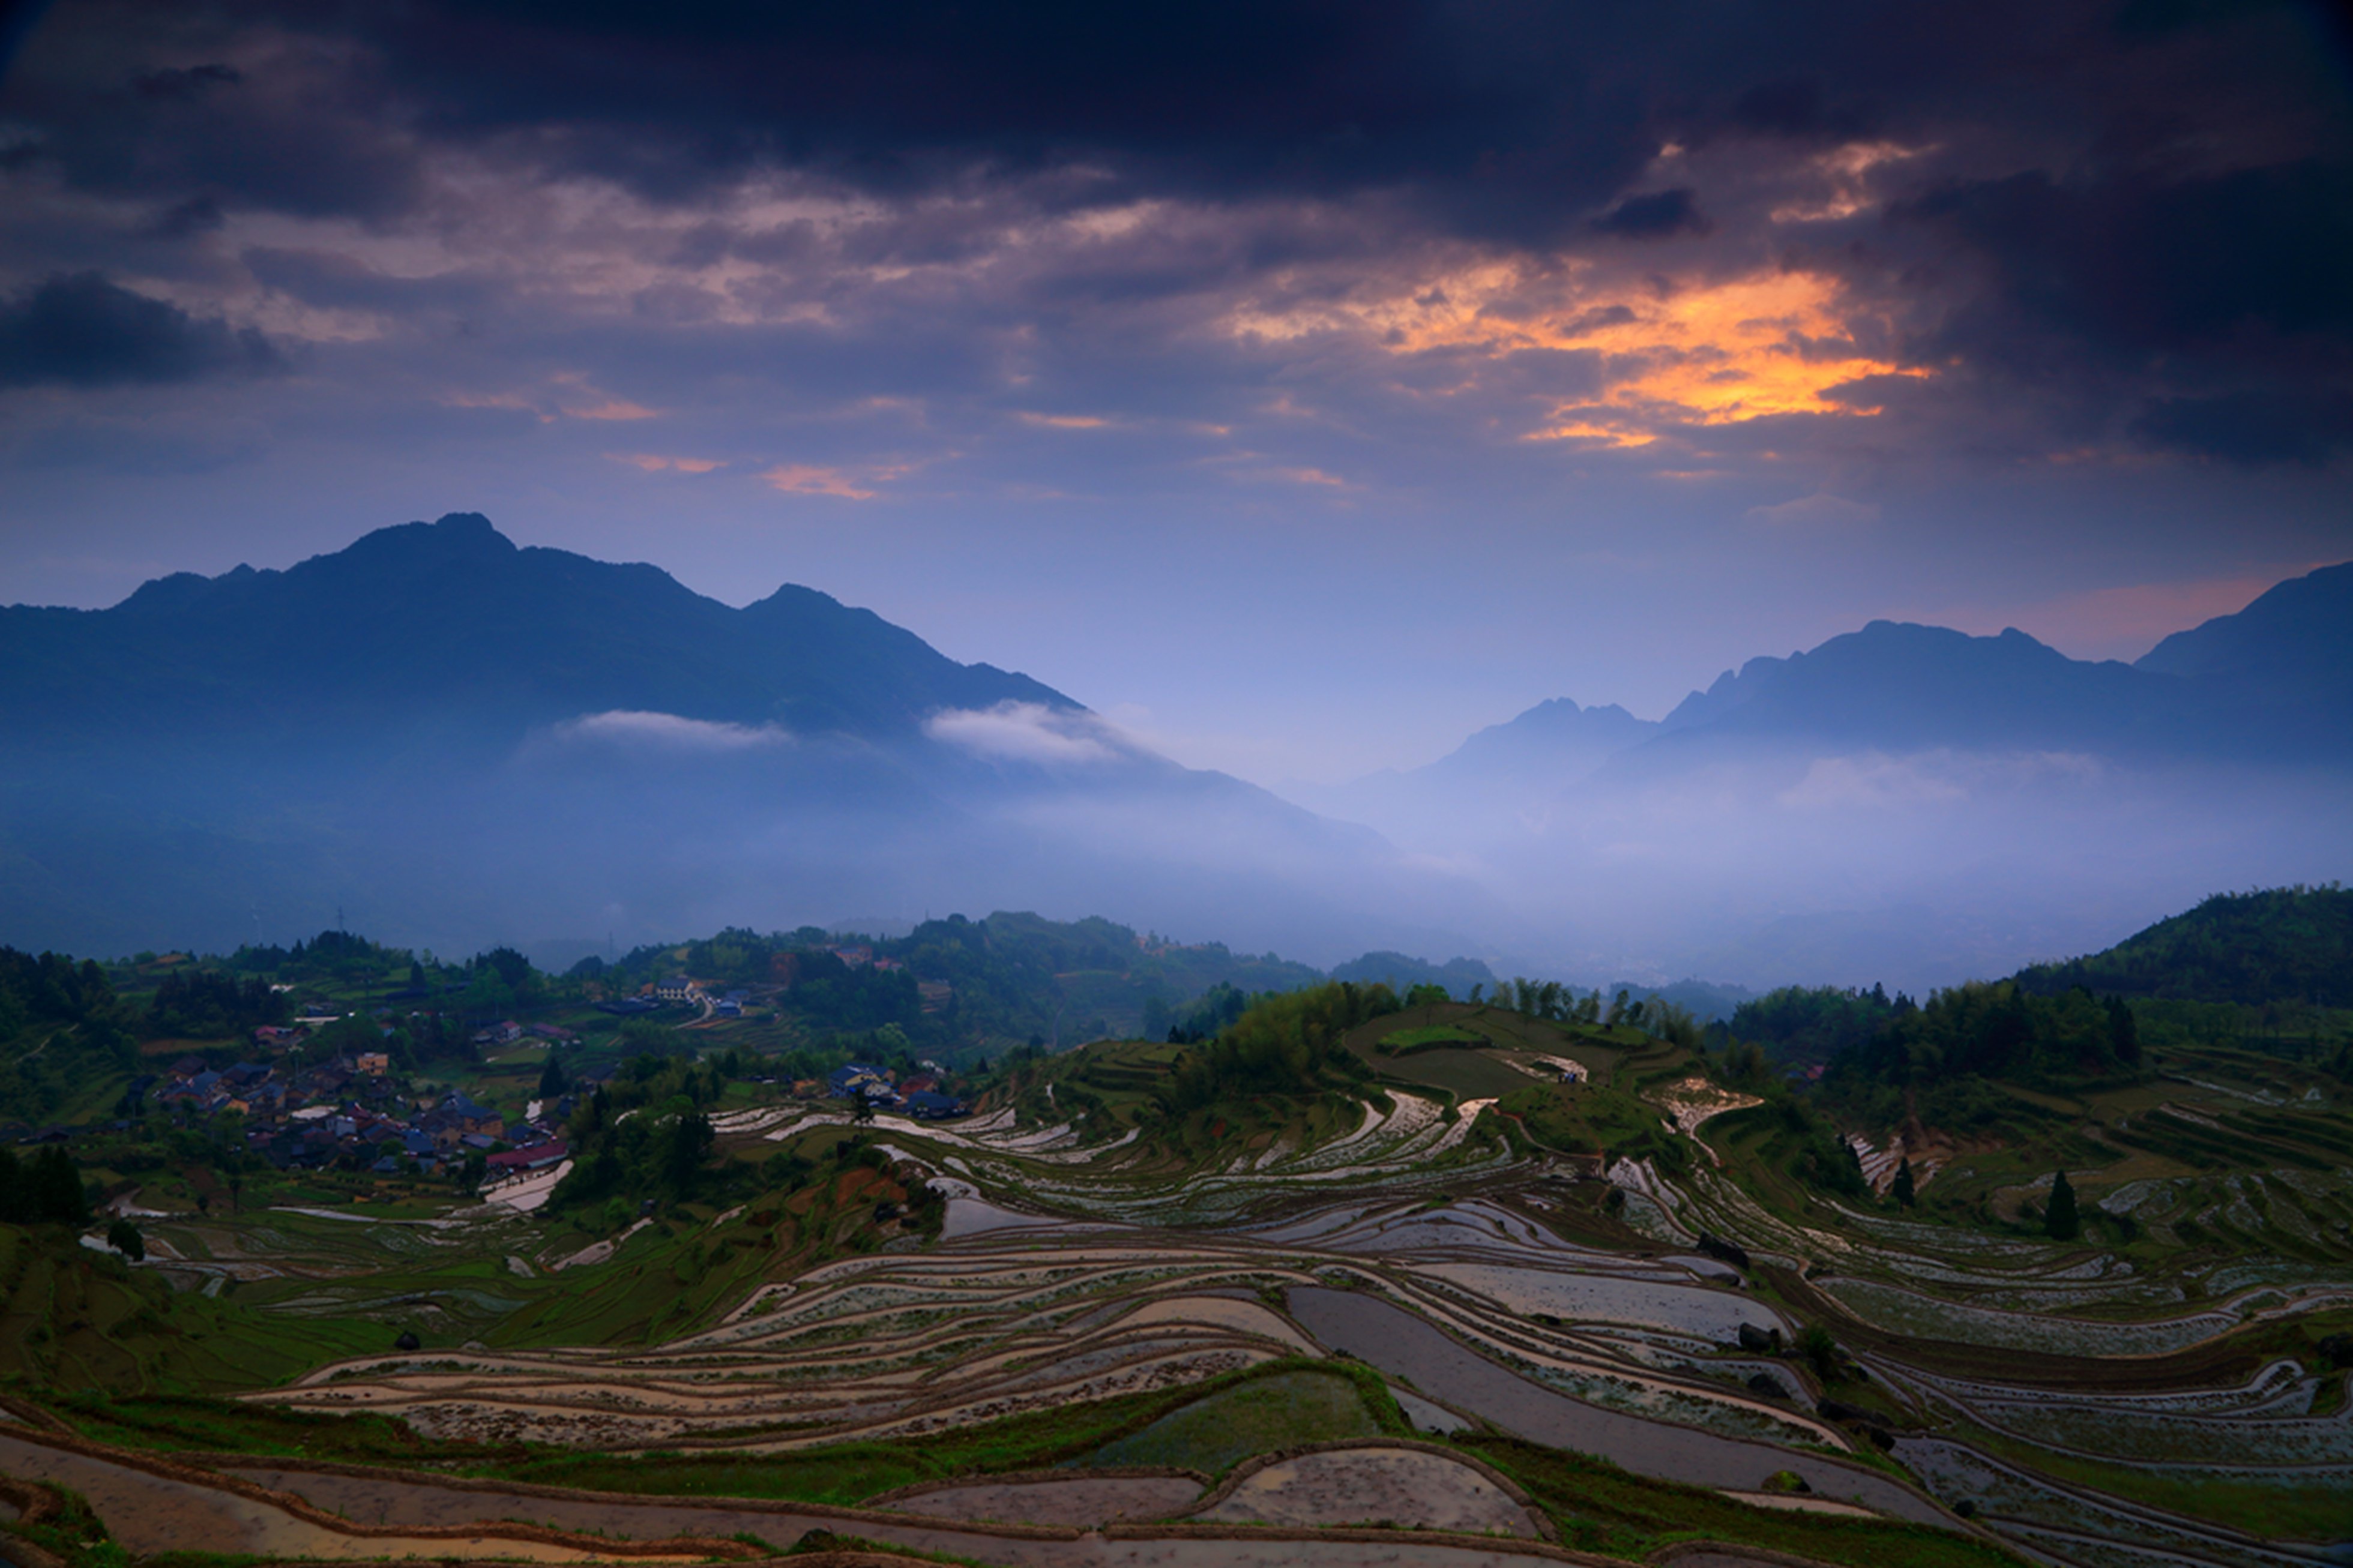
[1737,1322,1780,1354]
[394,1330,421,1351]
[1818,1398,1896,1448]
[1954,1500,1978,1519]
[1697,1232,1752,1270]
[2318,1332,2353,1369]
[1761,1470,1812,1494]
[1747,1373,1788,1399]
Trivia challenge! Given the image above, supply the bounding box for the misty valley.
[5,0,2350,1561]
[0,518,2348,1568]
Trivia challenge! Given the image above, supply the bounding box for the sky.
[2,0,2349,786]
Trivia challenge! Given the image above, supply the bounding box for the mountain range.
[2,516,2348,988]
[1308,560,2353,828]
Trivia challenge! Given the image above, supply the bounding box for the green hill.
[2014,885,2353,1006]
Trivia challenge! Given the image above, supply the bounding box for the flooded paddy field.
[10,1025,2349,1568]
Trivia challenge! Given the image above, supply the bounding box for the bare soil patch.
[881,1474,1201,1526]
[1196,1446,1540,1536]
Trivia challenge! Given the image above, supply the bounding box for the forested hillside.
[0,949,138,1125]
[2014,885,2352,1006]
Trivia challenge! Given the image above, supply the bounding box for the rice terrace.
[0,892,2345,1568]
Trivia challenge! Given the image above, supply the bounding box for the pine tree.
[1892,1156,1916,1208]
[2106,996,2140,1065]
[2046,1168,2080,1240]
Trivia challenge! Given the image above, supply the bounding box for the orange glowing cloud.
[609,453,725,473]
[561,396,660,421]
[1018,412,1111,429]
[1227,260,1926,445]
[759,461,913,499]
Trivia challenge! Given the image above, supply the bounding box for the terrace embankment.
[1286,1287,1947,1527]
[1,1423,1644,1568]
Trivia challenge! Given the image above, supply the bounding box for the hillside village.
[83,962,971,1204]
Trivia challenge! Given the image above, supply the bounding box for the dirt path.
[0,1434,703,1561]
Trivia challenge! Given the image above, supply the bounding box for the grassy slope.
[0,1226,381,1395]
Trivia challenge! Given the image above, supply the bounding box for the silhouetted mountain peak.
[1661,653,1791,730]
[2,511,1076,743]
[1384,697,1659,789]
[2136,560,2353,698]
[1645,618,2187,756]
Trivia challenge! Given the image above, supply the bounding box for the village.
[104,965,969,1195]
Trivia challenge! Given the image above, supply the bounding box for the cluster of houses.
[825,1061,968,1120]
[135,1050,569,1179]
[607,977,758,1018]
[470,1019,578,1049]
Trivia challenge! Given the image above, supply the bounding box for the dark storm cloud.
[1856,158,2353,458]
[0,0,2348,465]
[130,60,238,99]
[2132,390,2353,466]
[1729,80,1879,142]
[0,270,280,386]
[1591,188,1711,239]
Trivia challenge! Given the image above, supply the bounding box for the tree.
[538,1051,569,1099]
[2106,996,2140,1065]
[22,1146,88,1224]
[2045,1168,2080,1240]
[1891,1156,1915,1208]
[107,1218,145,1261]
[851,1094,877,1125]
[659,1111,715,1194]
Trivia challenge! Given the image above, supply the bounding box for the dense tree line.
[1164,982,1255,1044]
[0,1147,89,1224]
[1477,977,1704,1048]
[145,969,288,1038]
[2014,886,2352,1007]
[1836,981,2140,1086]
[550,1054,729,1217]
[1812,981,2142,1131]
[1159,981,1391,1113]
[0,949,138,1123]
[1728,984,1902,1064]
[0,949,113,1032]
[226,928,408,983]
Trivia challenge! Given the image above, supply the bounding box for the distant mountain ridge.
[0,512,1069,746]
[0,513,1489,965]
[3,520,2346,988]
[1346,560,2353,799]
[2137,560,2353,709]
[1292,560,2352,988]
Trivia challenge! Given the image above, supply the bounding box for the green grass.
[1499,1078,1691,1168]
[507,1357,1403,1503]
[1947,1417,2351,1541]
[1375,1026,1487,1055]
[1460,1434,2026,1568]
[47,1389,505,1465]
[1085,1368,1379,1473]
[0,1225,384,1395]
